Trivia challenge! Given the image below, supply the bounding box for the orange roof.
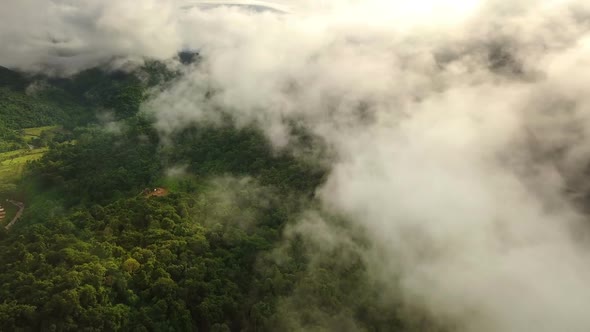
[146,187,169,198]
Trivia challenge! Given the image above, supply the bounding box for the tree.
[122,258,140,274]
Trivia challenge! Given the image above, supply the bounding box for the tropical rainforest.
[0,62,436,331]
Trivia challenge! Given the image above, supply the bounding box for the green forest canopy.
[0,65,443,331]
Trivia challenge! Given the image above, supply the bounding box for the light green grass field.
[0,149,28,160]
[0,128,51,191]
[0,151,40,185]
[0,148,46,198]
[0,148,47,163]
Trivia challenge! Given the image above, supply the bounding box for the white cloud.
[0,0,180,74]
[147,1,590,330]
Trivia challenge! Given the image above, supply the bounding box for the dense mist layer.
[5,0,590,331]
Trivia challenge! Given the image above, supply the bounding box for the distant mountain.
[0,60,181,133]
[0,66,29,91]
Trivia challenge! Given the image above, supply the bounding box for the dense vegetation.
[0,61,176,134]
[0,65,440,331]
[0,121,24,152]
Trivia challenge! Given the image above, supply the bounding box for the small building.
[143,187,169,198]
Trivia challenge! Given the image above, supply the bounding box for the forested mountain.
[0,65,438,331]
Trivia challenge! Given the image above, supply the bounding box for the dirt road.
[5,199,24,230]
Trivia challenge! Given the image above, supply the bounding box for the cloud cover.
[6,0,590,330]
[0,0,180,74]
[150,1,590,330]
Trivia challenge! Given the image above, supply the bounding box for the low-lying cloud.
[156,2,590,330]
[6,0,590,330]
